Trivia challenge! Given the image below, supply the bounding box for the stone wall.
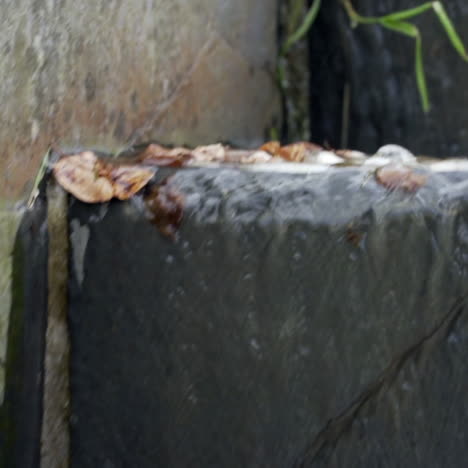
[0,3,281,465]
[5,155,468,466]
[1,0,281,200]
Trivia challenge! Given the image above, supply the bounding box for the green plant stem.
[343,0,436,25]
[282,0,321,55]
[279,0,468,118]
[340,0,468,112]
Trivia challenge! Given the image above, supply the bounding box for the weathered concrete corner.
[0,0,280,200]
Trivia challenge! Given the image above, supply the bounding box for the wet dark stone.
[309,0,468,156]
[0,199,48,468]
[68,166,468,467]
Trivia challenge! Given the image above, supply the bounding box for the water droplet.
[250,338,260,350]
[448,332,459,344]
[349,251,359,261]
[401,381,412,392]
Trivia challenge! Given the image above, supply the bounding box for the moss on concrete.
[0,203,22,405]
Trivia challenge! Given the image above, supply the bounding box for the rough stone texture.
[0,1,281,443]
[68,166,468,467]
[0,0,280,200]
[309,0,468,156]
[307,298,468,467]
[0,198,48,468]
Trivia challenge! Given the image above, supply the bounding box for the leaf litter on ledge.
[375,164,428,192]
[53,143,432,204]
[53,151,156,203]
[51,143,431,239]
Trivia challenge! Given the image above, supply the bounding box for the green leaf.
[28,148,51,208]
[277,58,287,88]
[341,0,374,25]
[379,20,430,112]
[432,1,468,60]
[379,19,419,38]
[378,2,433,22]
[288,0,308,35]
[415,35,430,112]
[282,0,321,54]
[340,0,468,113]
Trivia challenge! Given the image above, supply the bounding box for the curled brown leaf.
[137,143,193,167]
[278,143,306,162]
[334,149,367,161]
[108,165,156,200]
[53,151,155,203]
[240,151,272,164]
[260,141,281,156]
[192,144,226,162]
[53,152,114,203]
[375,164,428,193]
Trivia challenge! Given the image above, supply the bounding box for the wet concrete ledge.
[3,163,468,466]
[0,198,48,468]
[65,165,468,467]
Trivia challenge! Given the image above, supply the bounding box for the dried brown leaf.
[278,143,306,162]
[144,178,184,239]
[53,152,114,203]
[192,144,226,162]
[334,149,367,161]
[223,149,254,163]
[375,164,428,192]
[260,141,281,155]
[240,150,272,164]
[138,143,193,167]
[53,151,155,203]
[108,165,156,200]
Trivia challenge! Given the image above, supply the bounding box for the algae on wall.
[0,204,22,404]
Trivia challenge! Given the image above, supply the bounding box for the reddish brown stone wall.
[1,0,280,200]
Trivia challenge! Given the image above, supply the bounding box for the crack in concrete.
[293,295,467,467]
[125,34,218,147]
[124,24,277,150]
